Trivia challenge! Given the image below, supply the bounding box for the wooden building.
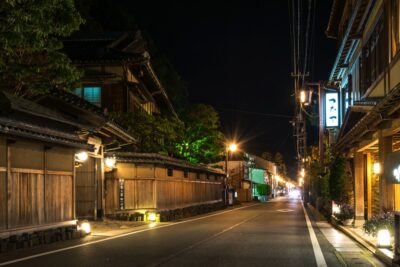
[104,152,225,216]
[0,91,92,239]
[62,31,177,117]
[326,0,400,223]
[34,89,136,220]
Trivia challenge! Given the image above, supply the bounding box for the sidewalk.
[307,204,391,266]
[89,220,154,237]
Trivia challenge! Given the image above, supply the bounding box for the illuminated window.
[73,87,101,107]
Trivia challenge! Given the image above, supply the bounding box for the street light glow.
[228,143,237,152]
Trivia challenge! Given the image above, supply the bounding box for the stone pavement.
[307,204,390,266]
[317,221,386,267]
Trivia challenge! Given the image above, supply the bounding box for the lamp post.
[224,143,237,206]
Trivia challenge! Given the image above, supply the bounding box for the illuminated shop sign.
[325,92,339,127]
[384,152,400,184]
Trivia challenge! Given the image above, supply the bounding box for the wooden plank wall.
[75,158,96,218]
[156,179,222,210]
[7,172,73,228]
[106,162,223,213]
[0,172,6,230]
[0,137,75,231]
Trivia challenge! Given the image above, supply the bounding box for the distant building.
[214,152,277,202]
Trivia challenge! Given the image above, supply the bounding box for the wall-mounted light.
[300,90,306,103]
[75,151,88,162]
[105,157,116,169]
[373,162,381,174]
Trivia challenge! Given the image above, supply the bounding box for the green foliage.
[256,184,266,195]
[363,212,394,237]
[333,204,354,221]
[112,104,224,164]
[0,0,83,95]
[329,156,346,204]
[111,111,184,156]
[261,152,273,161]
[178,104,224,163]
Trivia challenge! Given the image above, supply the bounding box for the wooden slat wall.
[45,174,73,223]
[156,180,222,210]
[105,178,118,213]
[0,172,6,230]
[0,137,75,231]
[106,163,224,214]
[75,158,96,218]
[6,172,73,229]
[125,179,154,209]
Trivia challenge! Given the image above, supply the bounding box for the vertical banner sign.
[384,152,400,184]
[119,179,125,210]
[325,92,339,127]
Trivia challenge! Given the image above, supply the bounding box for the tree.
[329,156,347,204]
[0,0,83,96]
[178,104,224,163]
[111,111,184,156]
[261,152,273,161]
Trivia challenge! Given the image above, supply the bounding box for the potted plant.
[363,211,394,237]
[333,203,354,225]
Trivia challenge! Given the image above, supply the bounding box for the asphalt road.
[0,198,346,267]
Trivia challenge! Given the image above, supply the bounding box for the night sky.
[91,1,337,177]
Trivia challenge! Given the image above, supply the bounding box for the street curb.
[306,204,392,266]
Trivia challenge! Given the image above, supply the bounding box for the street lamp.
[225,142,238,206]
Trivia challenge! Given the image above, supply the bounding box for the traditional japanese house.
[34,89,136,220]
[104,152,225,217]
[62,31,177,117]
[326,0,400,223]
[0,91,92,240]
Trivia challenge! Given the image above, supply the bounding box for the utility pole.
[291,72,309,203]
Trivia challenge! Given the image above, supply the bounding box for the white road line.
[302,204,328,267]
[0,204,260,266]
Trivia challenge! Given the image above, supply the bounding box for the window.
[184,170,189,178]
[73,87,101,106]
[360,16,387,96]
[392,0,400,57]
[167,168,173,177]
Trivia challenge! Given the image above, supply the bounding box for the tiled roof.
[39,89,136,143]
[63,32,147,64]
[0,117,91,149]
[106,152,225,176]
[0,92,92,149]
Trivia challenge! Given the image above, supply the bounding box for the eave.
[334,84,400,153]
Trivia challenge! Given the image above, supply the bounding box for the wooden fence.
[105,163,223,214]
[0,138,75,236]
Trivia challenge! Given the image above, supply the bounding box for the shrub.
[333,203,354,221]
[362,211,394,237]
